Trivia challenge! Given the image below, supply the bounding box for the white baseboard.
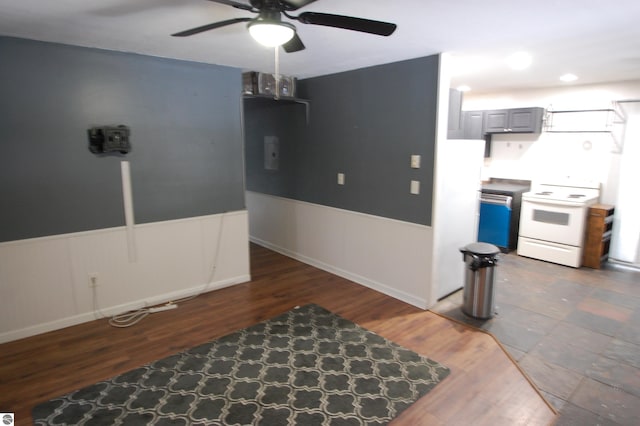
[0,211,250,344]
[250,238,427,309]
[0,274,250,344]
[246,192,432,310]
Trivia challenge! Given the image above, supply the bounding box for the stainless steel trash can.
[460,242,500,319]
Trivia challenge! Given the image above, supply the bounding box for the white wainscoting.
[246,191,434,309]
[0,211,250,343]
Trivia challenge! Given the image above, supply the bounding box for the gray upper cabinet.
[462,110,485,139]
[483,110,508,132]
[463,107,543,158]
[484,107,544,133]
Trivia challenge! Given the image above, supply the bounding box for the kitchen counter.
[481,182,530,194]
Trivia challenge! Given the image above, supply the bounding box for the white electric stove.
[517,181,600,267]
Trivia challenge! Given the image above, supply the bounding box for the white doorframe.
[610,101,640,265]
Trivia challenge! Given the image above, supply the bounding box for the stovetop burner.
[523,181,600,205]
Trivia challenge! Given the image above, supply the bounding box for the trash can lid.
[462,242,500,256]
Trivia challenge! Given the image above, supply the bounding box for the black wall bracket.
[88,125,131,155]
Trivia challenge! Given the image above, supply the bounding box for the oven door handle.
[523,198,586,208]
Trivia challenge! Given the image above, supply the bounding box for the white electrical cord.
[171,212,225,305]
[96,213,226,328]
[109,308,150,328]
[91,284,109,320]
[274,46,280,100]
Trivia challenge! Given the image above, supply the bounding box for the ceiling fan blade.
[280,0,317,11]
[296,12,397,36]
[282,33,305,53]
[171,17,252,37]
[205,0,254,11]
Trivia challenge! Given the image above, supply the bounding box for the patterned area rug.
[33,304,450,425]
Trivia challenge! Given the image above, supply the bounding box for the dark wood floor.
[0,244,555,425]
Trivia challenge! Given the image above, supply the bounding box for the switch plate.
[264,136,279,170]
[337,173,345,185]
[410,180,420,195]
[410,155,421,169]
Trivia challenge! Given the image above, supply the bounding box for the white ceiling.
[2,0,640,93]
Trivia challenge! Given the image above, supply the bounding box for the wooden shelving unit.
[583,204,615,269]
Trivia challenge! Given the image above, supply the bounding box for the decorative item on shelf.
[242,71,297,99]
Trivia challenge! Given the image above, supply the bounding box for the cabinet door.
[484,108,544,133]
[509,108,543,133]
[484,110,509,133]
[463,111,485,139]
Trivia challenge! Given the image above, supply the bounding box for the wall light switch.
[410,155,421,169]
[337,173,345,185]
[264,136,279,171]
[410,180,420,195]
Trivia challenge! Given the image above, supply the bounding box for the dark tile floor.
[431,253,640,426]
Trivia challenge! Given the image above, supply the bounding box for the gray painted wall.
[244,55,439,226]
[0,37,245,242]
[244,99,306,198]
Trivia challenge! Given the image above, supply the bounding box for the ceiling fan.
[172,0,397,53]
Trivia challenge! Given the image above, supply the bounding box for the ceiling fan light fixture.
[248,21,295,47]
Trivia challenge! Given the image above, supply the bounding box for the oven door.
[519,198,587,246]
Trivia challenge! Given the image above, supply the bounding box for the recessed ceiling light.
[559,73,578,82]
[506,51,532,70]
[456,85,471,92]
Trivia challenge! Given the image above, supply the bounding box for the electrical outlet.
[88,273,99,288]
[410,180,420,195]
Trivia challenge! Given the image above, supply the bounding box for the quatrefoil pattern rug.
[33,304,450,425]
